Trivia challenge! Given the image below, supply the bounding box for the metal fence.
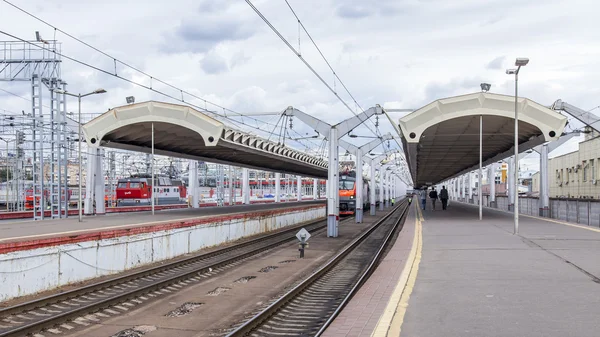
[459,195,600,228]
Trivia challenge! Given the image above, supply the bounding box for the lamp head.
[480,83,491,92]
[515,58,529,66]
[94,88,107,94]
[506,69,517,75]
[53,89,67,94]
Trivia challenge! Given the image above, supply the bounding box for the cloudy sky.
[1,0,599,157]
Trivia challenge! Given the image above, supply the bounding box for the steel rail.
[0,216,339,337]
[226,200,410,337]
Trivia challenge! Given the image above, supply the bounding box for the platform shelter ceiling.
[82,101,328,178]
[398,92,568,188]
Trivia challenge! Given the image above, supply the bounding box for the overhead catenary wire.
[247,0,383,139]
[0,74,319,151]
[0,1,265,126]
[1,1,381,158]
[1,1,325,151]
[283,1,376,131]
[0,90,319,153]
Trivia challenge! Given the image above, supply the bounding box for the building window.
[592,159,596,181]
[556,170,561,185]
[583,161,588,182]
[566,168,569,184]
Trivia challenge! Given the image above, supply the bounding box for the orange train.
[339,171,380,216]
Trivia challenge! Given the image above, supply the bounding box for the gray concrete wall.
[0,205,326,301]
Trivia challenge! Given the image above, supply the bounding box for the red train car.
[116,174,187,206]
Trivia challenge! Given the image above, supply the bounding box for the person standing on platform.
[440,185,449,210]
[429,187,438,210]
[419,188,427,210]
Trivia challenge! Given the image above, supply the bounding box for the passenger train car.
[339,171,379,215]
[116,174,187,206]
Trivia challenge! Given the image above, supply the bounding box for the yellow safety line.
[371,200,423,337]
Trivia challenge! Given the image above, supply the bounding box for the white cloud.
[0,0,598,153]
[200,50,229,75]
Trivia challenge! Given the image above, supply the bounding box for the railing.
[456,194,600,227]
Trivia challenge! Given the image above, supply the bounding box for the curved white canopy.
[398,92,568,187]
[82,101,328,178]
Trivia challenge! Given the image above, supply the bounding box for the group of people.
[418,186,449,211]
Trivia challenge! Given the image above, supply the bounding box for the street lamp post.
[506,58,529,235]
[53,88,107,222]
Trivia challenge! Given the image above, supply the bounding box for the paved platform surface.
[0,200,324,242]
[323,203,417,337]
[402,200,600,337]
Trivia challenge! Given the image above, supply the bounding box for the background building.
[549,128,600,198]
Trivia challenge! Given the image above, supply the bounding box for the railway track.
[0,217,335,337]
[226,201,410,337]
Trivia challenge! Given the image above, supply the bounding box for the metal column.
[242,168,250,204]
[108,152,116,208]
[215,164,225,206]
[151,123,155,215]
[188,160,199,208]
[58,81,68,217]
[313,178,318,200]
[327,127,339,238]
[379,167,384,211]
[370,161,376,216]
[84,148,96,215]
[468,171,473,203]
[508,157,514,210]
[540,144,549,216]
[355,151,363,223]
[275,172,281,202]
[48,79,65,219]
[94,148,105,214]
[297,176,302,201]
[386,170,391,207]
[228,166,234,206]
[31,74,45,220]
[479,115,483,220]
[489,164,496,207]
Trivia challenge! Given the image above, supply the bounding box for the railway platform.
[0,201,326,301]
[324,199,600,337]
[0,200,324,244]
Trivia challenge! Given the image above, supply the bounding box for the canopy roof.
[82,101,328,178]
[398,92,568,187]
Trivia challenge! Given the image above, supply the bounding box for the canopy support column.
[228,166,234,206]
[356,151,363,223]
[370,161,376,216]
[313,178,318,200]
[327,127,339,237]
[379,168,384,210]
[540,144,550,217]
[188,160,199,208]
[489,164,496,207]
[275,172,281,203]
[297,176,302,201]
[508,157,515,211]
[242,168,250,204]
[151,122,155,215]
[479,115,483,220]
